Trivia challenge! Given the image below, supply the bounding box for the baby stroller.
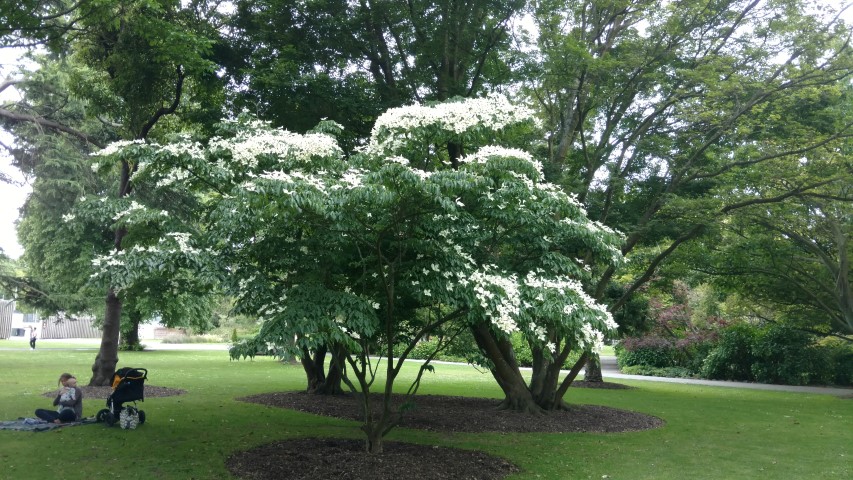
[96,367,148,429]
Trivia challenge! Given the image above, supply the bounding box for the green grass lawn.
[0,340,849,480]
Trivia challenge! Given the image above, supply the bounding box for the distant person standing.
[29,326,37,350]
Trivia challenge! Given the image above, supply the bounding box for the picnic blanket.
[0,417,97,432]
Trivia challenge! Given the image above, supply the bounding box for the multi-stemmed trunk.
[300,345,345,395]
[472,322,590,412]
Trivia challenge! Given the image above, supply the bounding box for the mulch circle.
[229,387,663,480]
[43,385,186,399]
[238,388,663,434]
[226,438,520,480]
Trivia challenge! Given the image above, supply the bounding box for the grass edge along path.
[0,344,849,479]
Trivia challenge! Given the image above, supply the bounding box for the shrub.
[701,323,848,386]
[392,336,469,363]
[616,336,679,368]
[750,325,833,386]
[620,365,694,378]
[161,334,224,344]
[510,332,534,367]
[701,323,758,381]
[819,338,853,386]
[676,333,718,373]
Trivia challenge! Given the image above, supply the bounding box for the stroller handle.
[115,367,148,381]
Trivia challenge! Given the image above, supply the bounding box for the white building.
[0,299,101,339]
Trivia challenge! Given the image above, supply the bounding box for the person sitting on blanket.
[35,373,83,424]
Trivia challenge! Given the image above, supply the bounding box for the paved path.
[598,355,852,396]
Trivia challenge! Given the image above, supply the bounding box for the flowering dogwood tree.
[90,95,622,452]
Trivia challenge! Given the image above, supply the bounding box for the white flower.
[367,94,535,156]
[92,139,145,157]
[459,145,543,177]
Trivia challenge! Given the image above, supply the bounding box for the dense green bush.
[677,335,717,373]
[620,364,694,378]
[701,323,758,381]
[615,336,680,368]
[621,321,851,386]
[701,323,851,386]
[750,325,834,385]
[820,338,853,386]
[392,335,470,363]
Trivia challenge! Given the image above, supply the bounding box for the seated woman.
[35,373,84,423]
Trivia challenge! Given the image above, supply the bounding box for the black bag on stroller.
[96,367,147,429]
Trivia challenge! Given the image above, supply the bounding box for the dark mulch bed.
[230,387,663,479]
[43,385,186,399]
[238,388,661,434]
[226,438,520,480]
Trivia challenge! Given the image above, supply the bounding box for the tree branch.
[0,107,103,148]
[138,65,184,140]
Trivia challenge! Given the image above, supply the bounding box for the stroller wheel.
[138,410,146,424]
[96,409,110,423]
[104,411,116,426]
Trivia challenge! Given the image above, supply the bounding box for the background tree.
[224,0,527,149]
[0,1,83,49]
[523,0,852,380]
[1,0,225,384]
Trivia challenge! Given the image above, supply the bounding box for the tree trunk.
[584,355,603,382]
[122,309,141,350]
[474,324,593,412]
[90,161,132,386]
[364,429,384,454]
[301,346,345,395]
[89,288,121,386]
[471,323,542,413]
[530,350,573,410]
[448,141,463,170]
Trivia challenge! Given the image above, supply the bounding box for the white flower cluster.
[387,155,410,166]
[368,94,535,154]
[165,232,199,255]
[112,201,145,221]
[340,168,366,189]
[156,167,192,188]
[209,128,341,170]
[460,146,544,177]
[91,139,145,157]
[91,249,126,270]
[524,272,618,341]
[160,137,204,160]
[256,170,329,193]
[579,322,605,354]
[529,322,547,342]
[470,269,521,334]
